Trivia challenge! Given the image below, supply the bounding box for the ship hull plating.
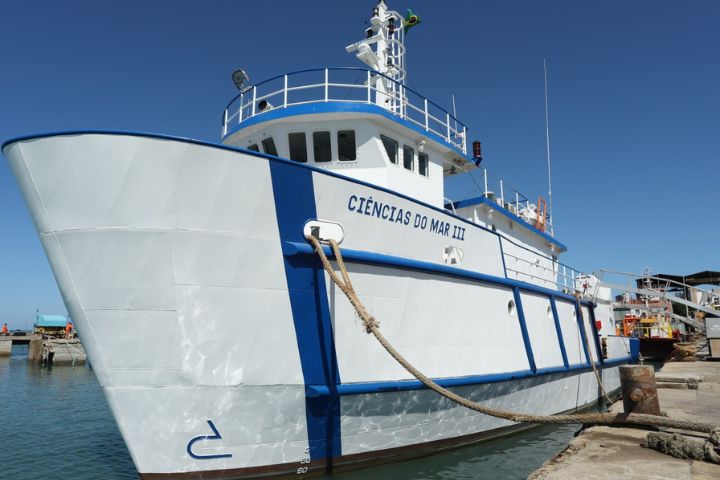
[4,133,633,478]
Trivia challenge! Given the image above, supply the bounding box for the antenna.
[543,58,554,235]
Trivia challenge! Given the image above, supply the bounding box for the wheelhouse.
[220,67,473,207]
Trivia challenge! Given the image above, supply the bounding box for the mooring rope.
[572,293,612,406]
[306,235,720,441]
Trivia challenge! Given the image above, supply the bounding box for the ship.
[2,2,638,478]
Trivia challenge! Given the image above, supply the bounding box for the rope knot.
[363,316,380,334]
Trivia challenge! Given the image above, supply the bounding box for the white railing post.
[463,126,467,154]
[424,98,429,130]
[515,192,519,213]
[367,70,371,103]
[446,112,451,142]
[222,109,228,137]
[500,180,504,206]
[251,88,256,117]
[283,74,288,108]
[483,168,488,194]
[239,93,244,122]
[324,68,329,102]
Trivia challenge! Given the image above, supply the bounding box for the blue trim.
[2,130,569,261]
[269,162,341,462]
[450,196,567,252]
[304,357,633,397]
[283,240,592,307]
[223,102,467,159]
[550,296,569,368]
[629,338,641,362]
[513,287,536,372]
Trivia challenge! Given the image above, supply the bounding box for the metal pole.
[283,75,288,108]
[324,68,329,102]
[367,70,371,103]
[544,59,554,235]
[424,98,429,130]
[483,168,488,195]
[239,93,244,122]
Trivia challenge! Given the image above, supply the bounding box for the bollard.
[619,365,660,415]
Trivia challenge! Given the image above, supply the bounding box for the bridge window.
[313,131,331,163]
[261,137,278,156]
[337,130,356,161]
[381,135,398,165]
[403,145,414,171]
[288,132,308,163]
[247,143,259,152]
[419,152,429,176]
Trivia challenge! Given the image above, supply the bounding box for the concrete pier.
[28,337,44,362]
[0,338,11,357]
[41,338,87,365]
[0,334,87,365]
[529,361,720,479]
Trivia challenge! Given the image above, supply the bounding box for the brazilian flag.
[403,9,421,34]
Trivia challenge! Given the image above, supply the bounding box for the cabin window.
[288,132,307,163]
[418,152,429,176]
[261,137,278,156]
[337,130,356,161]
[381,135,398,165]
[247,143,260,152]
[313,131,331,163]
[403,145,414,171]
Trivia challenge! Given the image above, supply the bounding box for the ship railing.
[500,238,586,294]
[463,169,555,236]
[222,67,467,154]
[629,324,674,339]
[595,269,719,327]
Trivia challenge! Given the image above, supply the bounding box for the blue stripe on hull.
[269,162,341,463]
[305,356,632,397]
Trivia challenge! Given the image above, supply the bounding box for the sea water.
[1,345,580,480]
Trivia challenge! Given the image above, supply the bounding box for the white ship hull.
[4,132,636,478]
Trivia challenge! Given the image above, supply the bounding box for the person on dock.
[65,321,73,339]
[1,323,8,335]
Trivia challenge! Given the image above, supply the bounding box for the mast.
[544,58,554,235]
[345,1,407,113]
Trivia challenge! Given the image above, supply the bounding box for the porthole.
[508,300,516,316]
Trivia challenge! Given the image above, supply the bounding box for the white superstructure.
[3,2,637,479]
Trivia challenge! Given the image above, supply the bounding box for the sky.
[1,0,718,328]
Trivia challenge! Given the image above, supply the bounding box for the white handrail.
[222,68,467,154]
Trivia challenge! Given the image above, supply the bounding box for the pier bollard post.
[619,365,660,415]
[29,337,44,363]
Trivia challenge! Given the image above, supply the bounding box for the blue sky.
[1,0,718,328]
